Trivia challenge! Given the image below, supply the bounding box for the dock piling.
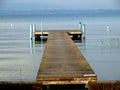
[30,24,36,40]
[41,21,43,44]
[32,24,36,37]
[79,22,82,31]
[30,25,33,40]
[82,24,86,39]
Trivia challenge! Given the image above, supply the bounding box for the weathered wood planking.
[35,30,82,41]
[36,31,97,85]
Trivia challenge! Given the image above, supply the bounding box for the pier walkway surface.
[36,30,97,85]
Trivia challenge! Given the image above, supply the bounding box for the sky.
[0,0,120,11]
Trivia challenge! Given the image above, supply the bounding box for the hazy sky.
[0,0,120,10]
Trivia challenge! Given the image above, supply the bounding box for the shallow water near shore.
[0,10,120,81]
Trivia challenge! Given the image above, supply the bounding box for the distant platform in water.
[36,30,97,85]
[35,30,82,41]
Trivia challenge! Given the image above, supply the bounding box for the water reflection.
[75,39,86,51]
[30,32,46,54]
[30,37,35,54]
[100,38,120,49]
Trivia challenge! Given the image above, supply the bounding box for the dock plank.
[36,31,97,85]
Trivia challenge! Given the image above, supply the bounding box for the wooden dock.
[35,30,82,41]
[36,30,97,85]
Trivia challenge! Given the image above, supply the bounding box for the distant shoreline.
[0,9,120,16]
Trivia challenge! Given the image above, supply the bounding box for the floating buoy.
[11,23,13,27]
[106,26,110,31]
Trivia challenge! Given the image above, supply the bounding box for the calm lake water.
[0,10,120,81]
